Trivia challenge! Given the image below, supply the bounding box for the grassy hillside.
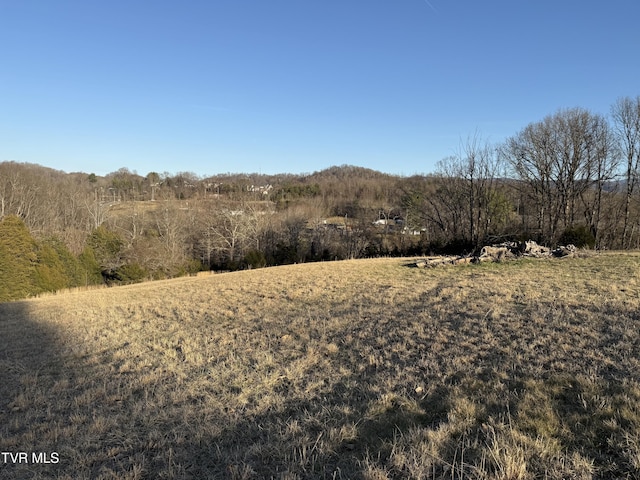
[2,254,640,479]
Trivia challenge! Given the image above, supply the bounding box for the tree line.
[1,96,639,301]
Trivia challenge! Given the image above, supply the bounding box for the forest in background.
[1,97,640,301]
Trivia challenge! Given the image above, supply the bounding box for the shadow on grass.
[0,301,67,479]
[175,373,449,479]
[3,291,640,479]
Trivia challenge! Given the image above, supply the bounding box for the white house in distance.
[247,184,273,195]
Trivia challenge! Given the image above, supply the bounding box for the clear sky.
[1,1,639,177]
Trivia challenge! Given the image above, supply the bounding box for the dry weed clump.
[1,253,640,478]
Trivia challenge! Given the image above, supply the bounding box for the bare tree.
[85,189,110,230]
[611,96,640,248]
[501,108,617,244]
[431,159,467,242]
[430,135,504,247]
[197,203,265,268]
[457,134,504,246]
[152,204,190,271]
[0,163,39,223]
[577,114,620,245]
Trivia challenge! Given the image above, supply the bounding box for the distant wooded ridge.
[2,97,640,301]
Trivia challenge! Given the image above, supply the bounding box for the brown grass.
[2,253,640,479]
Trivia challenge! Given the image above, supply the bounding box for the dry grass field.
[2,253,640,479]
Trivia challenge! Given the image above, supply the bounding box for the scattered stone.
[552,244,577,257]
[408,255,473,268]
[407,240,584,268]
[479,246,512,261]
[521,240,551,257]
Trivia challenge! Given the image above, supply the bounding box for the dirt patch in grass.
[1,253,640,479]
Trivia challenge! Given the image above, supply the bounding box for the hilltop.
[2,254,640,478]
[4,100,640,300]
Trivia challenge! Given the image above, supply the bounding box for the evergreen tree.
[48,237,87,287]
[33,237,89,293]
[0,215,37,302]
[78,246,104,286]
[33,240,69,294]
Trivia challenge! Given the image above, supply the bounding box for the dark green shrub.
[86,226,125,281]
[244,249,267,269]
[559,225,595,248]
[170,259,203,277]
[115,263,147,284]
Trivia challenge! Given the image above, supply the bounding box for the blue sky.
[1,1,638,177]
